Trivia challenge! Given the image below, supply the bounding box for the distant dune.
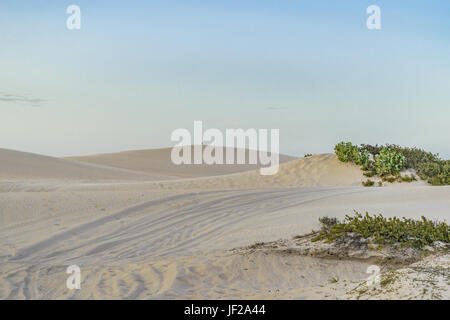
[0,148,172,181]
[67,146,297,179]
[1,147,363,187]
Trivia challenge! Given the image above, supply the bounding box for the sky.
[1,0,449,158]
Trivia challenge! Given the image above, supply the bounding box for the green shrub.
[335,142,449,186]
[334,142,360,163]
[312,211,450,250]
[334,142,370,166]
[362,179,375,187]
[385,145,440,169]
[318,216,339,229]
[360,144,383,157]
[363,171,376,178]
[418,160,450,185]
[364,144,448,185]
[375,148,406,176]
[304,153,313,157]
[399,174,417,183]
[355,149,370,166]
[418,162,442,177]
[362,160,377,177]
[382,175,397,183]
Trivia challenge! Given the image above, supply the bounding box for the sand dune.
[0,148,173,181]
[149,153,368,190]
[0,148,448,299]
[67,146,296,179]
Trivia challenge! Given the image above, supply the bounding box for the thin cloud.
[267,106,287,111]
[0,92,46,107]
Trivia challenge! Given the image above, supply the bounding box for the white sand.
[0,148,449,299]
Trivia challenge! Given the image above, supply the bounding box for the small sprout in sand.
[328,276,339,283]
[318,216,339,229]
[363,171,376,178]
[380,272,399,288]
[382,175,397,183]
[362,179,375,187]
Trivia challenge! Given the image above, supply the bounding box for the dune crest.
[67,146,296,179]
[158,153,367,190]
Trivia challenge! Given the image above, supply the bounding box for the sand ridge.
[67,146,297,179]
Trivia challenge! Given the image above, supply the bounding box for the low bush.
[362,159,376,171]
[334,142,360,163]
[399,174,417,183]
[418,160,450,186]
[334,142,370,166]
[362,179,375,187]
[355,149,370,166]
[318,216,340,229]
[335,142,449,186]
[363,171,376,178]
[382,175,397,183]
[312,211,450,250]
[385,145,440,169]
[375,148,406,176]
[360,144,383,157]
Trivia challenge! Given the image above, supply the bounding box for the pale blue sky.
[1,1,449,157]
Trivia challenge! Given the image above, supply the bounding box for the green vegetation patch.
[334,142,369,166]
[374,148,406,176]
[312,211,450,250]
[362,179,375,187]
[335,142,450,186]
[418,160,450,186]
